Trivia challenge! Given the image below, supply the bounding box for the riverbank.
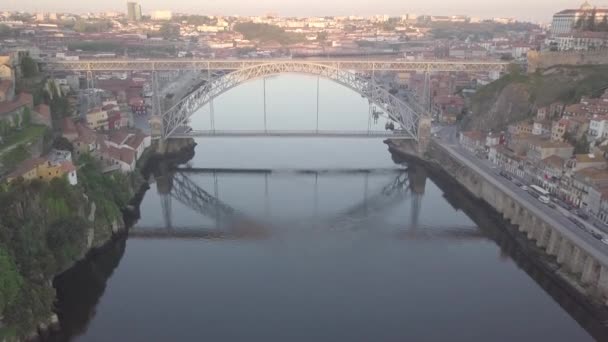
[0,139,197,342]
[23,139,197,342]
[387,139,608,338]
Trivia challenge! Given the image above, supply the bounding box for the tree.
[20,56,38,78]
[21,107,31,127]
[599,16,608,31]
[586,9,597,31]
[0,24,12,38]
[159,23,179,40]
[52,137,74,153]
[0,247,22,315]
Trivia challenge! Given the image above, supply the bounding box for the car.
[576,210,589,221]
[547,202,556,209]
[520,185,529,191]
[499,171,513,181]
[539,196,550,204]
[514,181,522,187]
[592,232,603,240]
[568,216,586,229]
[602,238,608,245]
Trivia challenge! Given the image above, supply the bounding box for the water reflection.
[48,239,126,342]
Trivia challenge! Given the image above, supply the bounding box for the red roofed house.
[459,130,487,155]
[0,92,34,132]
[33,104,52,128]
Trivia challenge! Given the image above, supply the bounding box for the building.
[6,150,77,185]
[127,2,142,22]
[151,10,172,21]
[551,119,569,142]
[550,1,608,37]
[589,115,608,140]
[86,108,109,131]
[459,131,486,155]
[526,138,574,162]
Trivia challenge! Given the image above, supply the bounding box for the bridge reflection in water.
[46,159,608,342]
[130,165,483,242]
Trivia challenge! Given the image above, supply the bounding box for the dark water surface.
[49,75,605,341]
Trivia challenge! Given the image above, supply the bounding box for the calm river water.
[49,75,606,341]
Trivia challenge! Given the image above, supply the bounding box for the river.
[49,75,606,341]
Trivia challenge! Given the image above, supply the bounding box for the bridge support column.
[536,224,551,248]
[547,230,561,257]
[568,247,585,274]
[556,239,573,264]
[417,116,432,155]
[598,266,608,298]
[582,256,600,285]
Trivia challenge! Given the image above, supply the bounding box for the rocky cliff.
[463,65,608,132]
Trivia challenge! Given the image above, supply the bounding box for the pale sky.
[3,0,608,23]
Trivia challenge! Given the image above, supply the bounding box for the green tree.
[52,137,74,153]
[159,23,179,40]
[0,247,22,315]
[20,56,38,78]
[21,107,31,127]
[599,16,608,31]
[0,24,12,38]
[588,9,597,31]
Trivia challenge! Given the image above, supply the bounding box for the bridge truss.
[45,59,509,73]
[161,61,423,140]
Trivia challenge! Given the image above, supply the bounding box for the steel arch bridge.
[159,61,426,140]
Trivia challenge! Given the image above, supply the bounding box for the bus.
[529,185,550,203]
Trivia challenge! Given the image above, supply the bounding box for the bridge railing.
[170,129,415,138]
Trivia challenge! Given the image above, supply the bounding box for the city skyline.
[3,0,608,22]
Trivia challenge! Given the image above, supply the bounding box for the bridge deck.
[169,130,414,139]
[174,167,407,174]
[45,58,509,72]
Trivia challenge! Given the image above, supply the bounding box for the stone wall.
[425,140,608,305]
[528,50,608,73]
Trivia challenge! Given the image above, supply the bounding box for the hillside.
[463,65,608,131]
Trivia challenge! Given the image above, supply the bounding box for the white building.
[589,115,608,140]
[151,11,173,21]
[550,1,608,37]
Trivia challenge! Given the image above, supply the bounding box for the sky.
[3,0,608,23]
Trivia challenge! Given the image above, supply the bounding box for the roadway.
[434,125,608,264]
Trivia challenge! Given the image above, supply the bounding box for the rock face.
[467,83,532,132]
[463,65,608,132]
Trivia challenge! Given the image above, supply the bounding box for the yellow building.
[5,150,78,185]
[86,108,109,131]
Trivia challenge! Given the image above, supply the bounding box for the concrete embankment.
[387,139,608,332]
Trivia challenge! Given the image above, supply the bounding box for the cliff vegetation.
[0,154,134,339]
[463,65,608,131]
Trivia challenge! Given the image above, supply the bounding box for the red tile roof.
[62,118,77,136]
[0,79,12,95]
[35,104,51,119]
[0,92,33,117]
[7,157,45,179]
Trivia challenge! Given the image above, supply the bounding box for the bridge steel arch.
[160,61,425,140]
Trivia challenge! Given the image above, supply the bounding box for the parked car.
[498,171,513,181]
[592,232,603,240]
[568,216,586,229]
[576,210,589,221]
[514,181,522,187]
[539,196,550,204]
[520,185,529,191]
[547,202,556,209]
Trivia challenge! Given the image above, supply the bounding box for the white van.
[539,196,550,204]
